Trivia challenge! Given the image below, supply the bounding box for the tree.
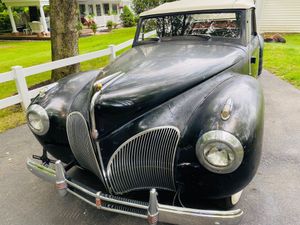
[120,5,135,27]
[131,0,175,15]
[50,0,80,81]
[0,0,6,11]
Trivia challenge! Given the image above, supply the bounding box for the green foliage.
[0,0,26,32]
[90,22,97,34]
[120,5,136,27]
[43,6,50,17]
[106,20,113,31]
[111,10,118,15]
[0,10,20,32]
[132,0,176,15]
[0,11,10,31]
[0,0,6,11]
[76,21,83,33]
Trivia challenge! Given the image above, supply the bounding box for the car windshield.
[137,11,242,44]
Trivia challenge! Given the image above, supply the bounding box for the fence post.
[12,66,31,110]
[109,44,117,62]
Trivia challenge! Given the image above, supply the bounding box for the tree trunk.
[50,0,80,82]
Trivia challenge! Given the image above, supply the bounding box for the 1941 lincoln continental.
[26,0,264,224]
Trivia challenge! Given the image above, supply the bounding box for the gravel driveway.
[1,71,300,225]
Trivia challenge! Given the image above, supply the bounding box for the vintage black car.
[26,0,264,224]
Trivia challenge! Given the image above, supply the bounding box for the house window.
[96,4,101,16]
[112,4,118,14]
[79,4,86,16]
[88,4,94,15]
[103,3,110,15]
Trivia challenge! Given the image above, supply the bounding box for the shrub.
[120,6,136,27]
[106,20,113,31]
[90,23,97,35]
[0,10,20,32]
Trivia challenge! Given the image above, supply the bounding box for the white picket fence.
[0,39,135,111]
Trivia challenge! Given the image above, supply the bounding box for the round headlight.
[26,104,50,136]
[196,130,244,174]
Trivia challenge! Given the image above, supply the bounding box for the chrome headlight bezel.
[26,104,50,136]
[196,130,244,174]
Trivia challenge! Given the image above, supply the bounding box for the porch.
[2,0,50,34]
[0,32,50,40]
[0,27,112,40]
[2,0,130,34]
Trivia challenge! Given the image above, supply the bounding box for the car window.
[138,12,242,43]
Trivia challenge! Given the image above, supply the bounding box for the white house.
[3,0,300,34]
[78,0,131,27]
[256,0,300,33]
[2,0,131,33]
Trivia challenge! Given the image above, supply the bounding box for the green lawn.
[0,27,136,99]
[0,27,136,133]
[264,34,300,88]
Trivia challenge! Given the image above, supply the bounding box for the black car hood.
[95,42,245,136]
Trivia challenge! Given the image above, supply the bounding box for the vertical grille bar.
[107,126,180,195]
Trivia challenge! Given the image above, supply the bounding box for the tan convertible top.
[140,0,255,17]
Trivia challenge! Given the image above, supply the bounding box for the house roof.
[140,0,255,17]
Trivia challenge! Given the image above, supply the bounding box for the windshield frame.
[133,9,247,47]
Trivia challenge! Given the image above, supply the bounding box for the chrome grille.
[66,112,104,183]
[107,126,180,195]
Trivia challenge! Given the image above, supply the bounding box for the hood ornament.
[94,81,103,92]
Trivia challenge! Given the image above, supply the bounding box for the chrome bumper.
[26,158,243,225]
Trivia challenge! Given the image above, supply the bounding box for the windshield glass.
[137,12,242,44]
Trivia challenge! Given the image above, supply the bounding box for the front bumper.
[26,158,243,225]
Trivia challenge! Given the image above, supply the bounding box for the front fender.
[179,74,264,198]
[196,74,264,152]
[30,70,101,162]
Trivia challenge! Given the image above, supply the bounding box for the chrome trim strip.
[27,158,244,225]
[100,195,148,210]
[89,72,125,191]
[66,180,98,198]
[98,205,148,219]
